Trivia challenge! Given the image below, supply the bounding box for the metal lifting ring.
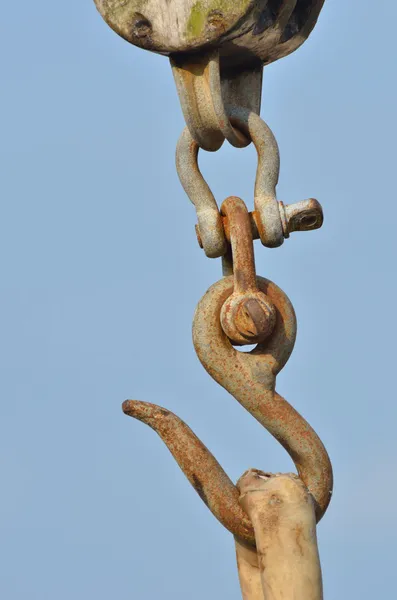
[123,274,333,546]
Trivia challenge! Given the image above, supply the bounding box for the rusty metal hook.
[192,274,333,522]
[123,197,333,546]
[122,270,332,545]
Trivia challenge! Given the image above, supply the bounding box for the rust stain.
[294,523,305,557]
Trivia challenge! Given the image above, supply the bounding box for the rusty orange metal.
[123,196,333,547]
[220,196,276,346]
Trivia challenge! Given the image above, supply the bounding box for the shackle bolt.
[196,199,323,250]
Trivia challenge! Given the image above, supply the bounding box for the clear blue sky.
[1,1,396,598]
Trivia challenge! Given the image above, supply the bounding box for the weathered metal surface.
[176,126,227,258]
[93,0,325,69]
[227,105,283,248]
[177,107,323,256]
[279,198,323,238]
[176,106,282,254]
[220,197,276,346]
[95,0,332,589]
[122,399,254,543]
[196,199,323,249]
[171,50,259,151]
[123,274,333,546]
[193,276,333,523]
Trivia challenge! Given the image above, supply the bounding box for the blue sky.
[1,1,396,598]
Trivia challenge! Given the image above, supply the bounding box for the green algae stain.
[187,2,206,39]
[186,0,251,40]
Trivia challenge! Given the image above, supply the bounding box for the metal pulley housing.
[94,1,326,155]
[93,1,325,68]
[94,1,326,253]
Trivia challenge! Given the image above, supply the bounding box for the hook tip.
[122,399,153,422]
[122,399,136,415]
[122,400,172,429]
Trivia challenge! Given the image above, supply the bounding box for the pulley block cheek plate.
[93,0,325,65]
[93,0,257,54]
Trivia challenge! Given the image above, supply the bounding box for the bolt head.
[221,291,276,346]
